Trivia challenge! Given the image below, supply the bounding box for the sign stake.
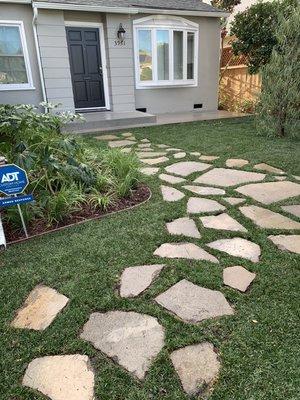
[15,194,28,238]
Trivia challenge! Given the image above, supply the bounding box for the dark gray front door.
[66,27,105,109]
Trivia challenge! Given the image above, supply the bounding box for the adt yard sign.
[0,164,29,195]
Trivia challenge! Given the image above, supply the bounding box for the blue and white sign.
[0,194,34,208]
[0,164,29,195]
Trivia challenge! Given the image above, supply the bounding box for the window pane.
[157,30,169,80]
[187,32,195,79]
[0,25,28,84]
[138,30,152,81]
[173,31,183,80]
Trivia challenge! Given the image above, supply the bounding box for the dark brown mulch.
[2,184,151,244]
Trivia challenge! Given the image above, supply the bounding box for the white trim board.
[65,21,111,111]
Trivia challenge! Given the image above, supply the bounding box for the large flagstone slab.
[165,161,211,177]
[239,205,300,229]
[120,264,164,298]
[254,163,285,174]
[200,213,247,232]
[109,140,135,148]
[155,279,233,323]
[281,205,300,218]
[140,167,159,176]
[187,197,226,214]
[223,266,256,292]
[166,217,201,239]
[159,173,186,184]
[141,156,169,165]
[23,355,94,400]
[137,151,167,158]
[183,185,225,196]
[236,181,300,204]
[268,235,300,254]
[154,243,218,263]
[11,285,69,331]
[207,238,261,262]
[170,342,220,396]
[80,311,165,380]
[161,185,185,202]
[194,168,265,187]
[225,159,249,168]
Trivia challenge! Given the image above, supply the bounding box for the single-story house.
[0,0,228,129]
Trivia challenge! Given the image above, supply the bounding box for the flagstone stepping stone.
[155,279,233,323]
[120,264,164,298]
[154,243,218,263]
[199,155,219,161]
[200,213,247,232]
[239,205,300,229]
[121,147,132,153]
[170,342,220,396]
[166,217,201,239]
[207,238,261,262]
[187,197,226,214]
[222,197,246,206]
[183,185,225,196]
[166,161,211,177]
[161,185,185,202]
[157,144,169,148]
[165,148,183,152]
[236,181,300,204]
[274,176,286,181]
[226,158,249,168]
[141,138,150,143]
[293,176,300,181]
[174,152,186,159]
[140,167,159,176]
[109,140,135,148]
[138,143,152,148]
[80,311,165,380]
[141,156,169,165]
[137,151,167,158]
[281,205,300,218]
[11,285,69,331]
[190,151,201,156]
[254,163,285,174]
[23,355,94,400]
[195,168,265,187]
[268,235,300,254]
[122,132,133,137]
[223,266,256,292]
[95,134,118,141]
[159,173,186,184]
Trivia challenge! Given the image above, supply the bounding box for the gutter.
[32,6,48,112]
[32,2,230,18]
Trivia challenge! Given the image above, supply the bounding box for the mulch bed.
[2,184,151,245]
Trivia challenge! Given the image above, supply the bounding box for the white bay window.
[134,16,199,88]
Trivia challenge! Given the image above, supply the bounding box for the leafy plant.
[255,6,300,137]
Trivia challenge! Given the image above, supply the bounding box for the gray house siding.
[134,16,220,114]
[36,9,75,112]
[0,3,43,106]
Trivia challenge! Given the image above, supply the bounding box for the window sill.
[136,81,197,90]
[0,85,36,92]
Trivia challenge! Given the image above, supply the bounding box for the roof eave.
[32,2,230,18]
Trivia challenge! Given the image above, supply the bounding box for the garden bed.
[2,184,150,245]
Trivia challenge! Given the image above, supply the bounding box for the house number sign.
[114,39,126,46]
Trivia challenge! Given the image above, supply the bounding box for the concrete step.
[63,110,156,134]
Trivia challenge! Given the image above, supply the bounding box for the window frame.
[0,20,34,91]
[133,15,199,89]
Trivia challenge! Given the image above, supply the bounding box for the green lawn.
[1,117,299,399]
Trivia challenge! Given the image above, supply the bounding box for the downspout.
[32,6,48,113]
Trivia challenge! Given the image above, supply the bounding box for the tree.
[230,0,297,74]
[256,6,300,138]
[211,0,241,13]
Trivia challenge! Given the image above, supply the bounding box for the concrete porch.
[63,110,246,134]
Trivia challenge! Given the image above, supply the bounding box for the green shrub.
[0,103,141,230]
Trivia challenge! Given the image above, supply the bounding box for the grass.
[0,117,299,399]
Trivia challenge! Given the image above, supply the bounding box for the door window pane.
[138,30,152,81]
[0,25,28,84]
[187,32,195,79]
[173,31,183,80]
[157,30,169,80]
